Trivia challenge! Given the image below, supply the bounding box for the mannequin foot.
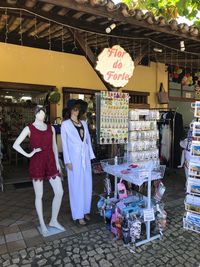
[84,214,91,221]
[40,225,49,236]
[78,219,87,226]
[49,220,65,231]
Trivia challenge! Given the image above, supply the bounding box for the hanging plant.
[48,89,61,104]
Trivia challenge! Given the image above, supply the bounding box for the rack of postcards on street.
[0,131,3,192]
[97,156,166,247]
[183,101,200,233]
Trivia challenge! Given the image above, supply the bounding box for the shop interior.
[0,84,53,185]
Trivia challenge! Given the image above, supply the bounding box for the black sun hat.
[66,99,88,114]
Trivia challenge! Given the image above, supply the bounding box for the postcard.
[189,162,200,177]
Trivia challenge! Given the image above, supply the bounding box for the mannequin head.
[35,106,46,122]
[63,99,88,120]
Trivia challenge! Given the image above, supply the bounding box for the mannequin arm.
[85,122,95,160]
[13,126,41,158]
[61,122,71,165]
[51,126,61,172]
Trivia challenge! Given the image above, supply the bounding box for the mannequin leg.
[32,180,48,235]
[49,176,65,231]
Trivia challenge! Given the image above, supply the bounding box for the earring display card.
[96,91,129,145]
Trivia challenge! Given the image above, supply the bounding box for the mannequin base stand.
[37,225,65,237]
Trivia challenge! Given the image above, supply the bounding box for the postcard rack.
[100,156,166,246]
[184,101,200,233]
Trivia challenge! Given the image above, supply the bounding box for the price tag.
[143,208,155,222]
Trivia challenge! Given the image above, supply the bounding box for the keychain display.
[97,91,129,144]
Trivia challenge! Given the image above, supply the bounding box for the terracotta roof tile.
[75,0,199,38]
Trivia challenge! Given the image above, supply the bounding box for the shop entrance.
[0,82,55,185]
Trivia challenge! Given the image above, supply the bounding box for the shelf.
[183,217,200,234]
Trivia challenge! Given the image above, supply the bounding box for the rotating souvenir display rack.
[96,91,129,145]
[183,101,200,233]
[100,156,166,246]
[126,109,160,165]
[0,132,3,192]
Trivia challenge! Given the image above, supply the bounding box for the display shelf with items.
[97,156,166,247]
[96,91,129,145]
[183,101,200,233]
[126,109,160,165]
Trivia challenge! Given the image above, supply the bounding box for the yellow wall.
[0,42,168,115]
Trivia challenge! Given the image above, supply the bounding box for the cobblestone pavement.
[0,169,200,266]
[0,199,200,267]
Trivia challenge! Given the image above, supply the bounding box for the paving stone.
[64,264,74,267]
[44,251,53,258]
[3,259,11,267]
[96,248,104,254]
[99,259,112,267]
[87,250,96,257]
[54,259,62,265]
[37,259,48,266]
[54,249,60,256]
[81,260,89,265]
[12,257,20,264]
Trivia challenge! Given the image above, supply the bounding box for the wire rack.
[99,157,165,186]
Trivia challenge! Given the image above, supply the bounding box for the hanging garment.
[28,124,59,181]
[160,124,171,162]
[61,119,95,220]
[165,111,184,167]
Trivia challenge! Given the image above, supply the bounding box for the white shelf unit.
[126,109,160,166]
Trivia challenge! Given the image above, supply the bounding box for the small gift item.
[117,179,128,199]
[154,181,166,202]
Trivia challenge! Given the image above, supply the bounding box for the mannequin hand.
[56,163,61,173]
[29,148,42,158]
[177,165,183,168]
[66,163,73,171]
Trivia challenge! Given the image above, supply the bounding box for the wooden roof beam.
[68,28,114,91]
[38,0,200,43]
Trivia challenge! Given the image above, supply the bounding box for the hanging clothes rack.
[153,108,178,168]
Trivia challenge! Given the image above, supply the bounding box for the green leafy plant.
[48,89,61,104]
[123,0,200,26]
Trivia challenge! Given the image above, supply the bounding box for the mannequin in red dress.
[13,106,65,235]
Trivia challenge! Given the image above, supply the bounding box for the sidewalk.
[0,169,200,266]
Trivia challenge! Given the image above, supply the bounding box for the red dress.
[28,124,59,181]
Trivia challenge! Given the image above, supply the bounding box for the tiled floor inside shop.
[0,167,200,266]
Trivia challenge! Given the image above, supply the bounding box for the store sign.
[95,45,134,88]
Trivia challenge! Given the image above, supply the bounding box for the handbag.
[157,82,169,104]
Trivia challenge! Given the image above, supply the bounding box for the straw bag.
[157,82,169,104]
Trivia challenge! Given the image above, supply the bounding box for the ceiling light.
[105,23,117,34]
[180,41,185,51]
[153,48,163,53]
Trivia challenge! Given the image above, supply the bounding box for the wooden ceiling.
[0,0,199,69]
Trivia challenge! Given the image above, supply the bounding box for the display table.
[101,156,166,246]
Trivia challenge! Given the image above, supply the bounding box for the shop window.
[122,90,150,108]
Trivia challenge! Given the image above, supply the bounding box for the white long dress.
[61,119,95,220]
